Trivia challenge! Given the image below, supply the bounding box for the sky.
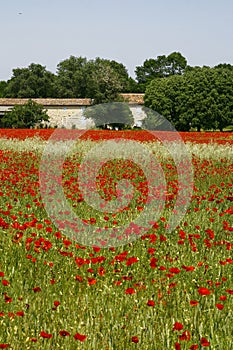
[0,0,233,81]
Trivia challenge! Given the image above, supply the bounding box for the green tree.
[85,58,124,104]
[144,66,233,131]
[214,63,233,71]
[135,52,187,90]
[178,67,233,131]
[56,56,88,98]
[107,59,132,92]
[0,99,49,128]
[83,102,134,129]
[56,56,130,101]
[126,77,142,93]
[5,63,57,98]
[144,74,187,129]
[0,81,7,97]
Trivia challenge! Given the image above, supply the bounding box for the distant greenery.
[135,52,187,92]
[0,99,49,129]
[0,53,233,130]
[144,65,233,131]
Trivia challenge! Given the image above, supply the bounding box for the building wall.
[0,95,146,129]
[45,106,93,128]
[45,105,146,129]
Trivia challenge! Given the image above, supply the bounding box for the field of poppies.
[0,129,232,350]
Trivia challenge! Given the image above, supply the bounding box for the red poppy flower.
[179,330,191,341]
[75,275,83,282]
[54,231,62,239]
[87,268,94,273]
[40,331,52,339]
[189,345,198,349]
[16,311,24,317]
[1,280,10,286]
[190,300,199,306]
[74,333,87,341]
[4,294,12,303]
[89,217,96,224]
[215,303,224,310]
[93,246,101,252]
[173,322,184,331]
[169,267,181,274]
[30,338,38,342]
[198,287,211,295]
[160,234,167,241]
[150,257,158,268]
[0,345,9,349]
[126,257,139,266]
[200,337,210,346]
[87,278,97,285]
[114,281,122,286]
[59,330,70,336]
[169,282,177,289]
[147,300,155,307]
[125,288,136,295]
[226,289,233,294]
[175,342,181,350]
[0,272,4,277]
[131,336,139,343]
[182,265,195,272]
[32,287,41,293]
[219,295,227,301]
[148,247,156,255]
[98,267,105,276]
[53,301,60,307]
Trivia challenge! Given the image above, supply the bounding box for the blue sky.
[1,0,233,80]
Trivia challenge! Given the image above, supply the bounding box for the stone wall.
[0,94,146,129]
[45,106,93,128]
[45,105,146,128]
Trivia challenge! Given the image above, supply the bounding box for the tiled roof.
[121,93,144,104]
[0,98,91,106]
[0,94,144,106]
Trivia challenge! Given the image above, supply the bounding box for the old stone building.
[0,94,146,129]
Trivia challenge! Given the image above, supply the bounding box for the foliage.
[0,81,7,97]
[0,99,49,128]
[84,58,125,104]
[56,56,131,102]
[135,52,187,90]
[83,102,134,129]
[56,56,88,98]
[144,66,233,131]
[1,55,233,131]
[5,63,57,98]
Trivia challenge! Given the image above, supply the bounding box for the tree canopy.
[0,99,49,129]
[135,52,187,90]
[4,63,57,98]
[56,56,131,102]
[0,81,7,97]
[144,66,233,131]
[1,53,233,131]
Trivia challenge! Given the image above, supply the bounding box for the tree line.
[0,53,232,130]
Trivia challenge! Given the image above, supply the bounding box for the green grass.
[0,139,232,349]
